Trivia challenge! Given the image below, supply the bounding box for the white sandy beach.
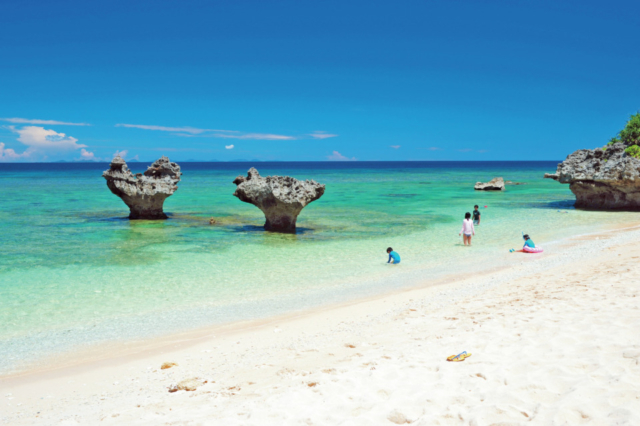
[1,227,640,425]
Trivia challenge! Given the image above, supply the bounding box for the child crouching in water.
[387,247,400,264]
[459,212,475,246]
[523,234,535,249]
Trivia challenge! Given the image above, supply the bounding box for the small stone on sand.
[161,362,178,370]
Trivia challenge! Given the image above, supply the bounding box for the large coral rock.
[474,177,505,191]
[103,156,182,219]
[233,168,325,233]
[545,143,640,209]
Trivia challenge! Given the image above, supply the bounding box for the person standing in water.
[459,212,475,246]
[386,247,401,264]
[472,205,481,225]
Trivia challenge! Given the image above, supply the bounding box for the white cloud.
[76,149,97,161]
[115,123,232,134]
[213,133,295,140]
[327,151,357,161]
[113,150,128,159]
[390,145,401,149]
[225,144,234,149]
[310,131,338,139]
[0,142,35,162]
[117,123,298,140]
[1,117,91,126]
[9,126,86,150]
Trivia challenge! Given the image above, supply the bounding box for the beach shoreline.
[2,220,637,381]
[1,222,639,424]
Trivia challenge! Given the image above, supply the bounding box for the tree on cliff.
[608,112,640,157]
[609,112,640,146]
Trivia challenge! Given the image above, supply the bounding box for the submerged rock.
[474,177,505,191]
[233,168,325,233]
[545,143,640,209]
[103,156,182,219]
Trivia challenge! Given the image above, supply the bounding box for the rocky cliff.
[103,156,182,219]
[544,143,640,209]
[233,168,325,233]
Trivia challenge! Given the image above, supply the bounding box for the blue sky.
[0,0,638,162]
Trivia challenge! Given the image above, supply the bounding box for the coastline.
[2,221,640,424]
[2,219,637,380]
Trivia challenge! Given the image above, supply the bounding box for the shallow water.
[0,161,635,373]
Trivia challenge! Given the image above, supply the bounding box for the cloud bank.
[1,117,90,126]
[327,151,357,161]
[117,123,335,141]
[11,126,87,150]
[0,126,89,162]
[115,123,233,135]
[0,142,35,161]
[310,131,338,139]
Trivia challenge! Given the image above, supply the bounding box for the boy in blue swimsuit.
[387,247,401,264]
[523,234,535,249]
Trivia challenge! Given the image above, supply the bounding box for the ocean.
[0,161,634,373]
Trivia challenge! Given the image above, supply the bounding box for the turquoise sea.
[0,161,634,374]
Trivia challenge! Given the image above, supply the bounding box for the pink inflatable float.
[523,246,544,253]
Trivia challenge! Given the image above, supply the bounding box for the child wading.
[386,247,401,264]
[459,212,475,246]
[473,205,481,225]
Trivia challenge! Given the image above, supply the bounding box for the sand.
[1,227,640,425]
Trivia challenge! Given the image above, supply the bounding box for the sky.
[0,0,639,162]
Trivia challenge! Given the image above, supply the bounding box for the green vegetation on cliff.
[625,145,640,159]
[608,112,640,148]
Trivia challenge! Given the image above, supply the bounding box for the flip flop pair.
[447,351,472,362]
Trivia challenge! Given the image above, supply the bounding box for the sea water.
[0,161,635,373]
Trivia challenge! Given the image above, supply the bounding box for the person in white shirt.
[459,212,475,246]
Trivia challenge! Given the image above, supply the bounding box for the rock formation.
[474,177,505,191]
[103,156,182,219]
[544,143,640,209]
[233,168,325,233]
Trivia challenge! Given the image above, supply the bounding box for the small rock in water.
[474,177,505,191]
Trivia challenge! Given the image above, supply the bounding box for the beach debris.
[102,156,182,219]
[387,408,423,424]
[232,167,325,233]
[545,122,640,209]
[446,351,472,362]
[209,217,216,225]
[168,377,205,392]
[474,177,505,191]
[161,362,178,370]
[345,344,356,348]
